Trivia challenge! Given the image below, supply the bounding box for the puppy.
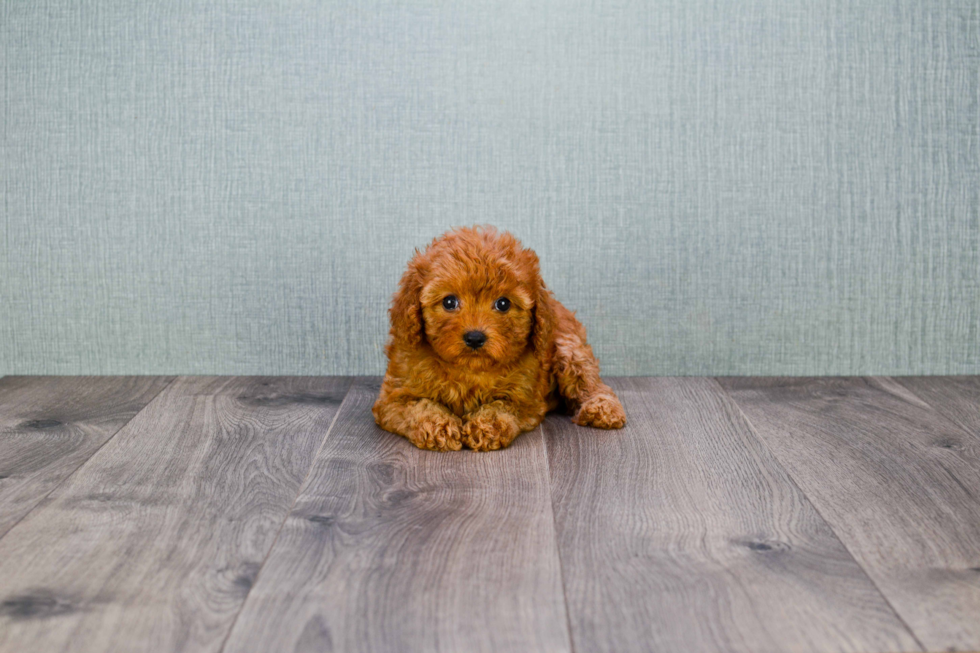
[373,226,626,451]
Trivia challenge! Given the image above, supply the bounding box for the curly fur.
[373,226,626,451]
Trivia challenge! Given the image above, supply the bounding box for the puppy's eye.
[442,295,459,311]
[493,298,511,312]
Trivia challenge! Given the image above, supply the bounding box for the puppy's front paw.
[408,411,463,452]
[574,393,627,429]
[462,406,520,451]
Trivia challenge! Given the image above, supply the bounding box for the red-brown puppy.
[373,226,626,451]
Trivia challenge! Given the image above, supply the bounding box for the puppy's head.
[389,226,554,372]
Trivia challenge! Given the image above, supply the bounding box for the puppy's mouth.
[455,347,499,366]
[460,348,493,360]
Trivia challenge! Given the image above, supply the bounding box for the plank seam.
[540,418,578,653]
[711,377,928,653]
[217,375,356,653]
[0,375,179,544]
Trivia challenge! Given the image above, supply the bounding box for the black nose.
[463,330,487,349]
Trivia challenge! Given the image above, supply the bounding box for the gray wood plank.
[894,376,980,438]
[223,377,571,653]
[0,376,351,653]
[0,376,174,539]
[547,377,920,653]
[719,377,980,652]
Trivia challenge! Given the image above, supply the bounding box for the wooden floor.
[0,377,977,653]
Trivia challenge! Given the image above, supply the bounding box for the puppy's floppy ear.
[524,248,557,373]
[389,249,428,348]
[532,281,557,372]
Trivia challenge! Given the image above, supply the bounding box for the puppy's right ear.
[389,250,427,348]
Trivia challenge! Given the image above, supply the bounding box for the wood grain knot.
[232,562,261,592]
[307,515,336,528]
[0,592,75,619]
[19,419,63,430]
[383,489,418,506]
[736,539,790,554]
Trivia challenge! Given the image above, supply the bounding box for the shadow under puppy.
[373,226,626,451]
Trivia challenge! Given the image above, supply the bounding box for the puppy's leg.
[373,394,463,452]
[553,330,627,429]
[461,400,543,451]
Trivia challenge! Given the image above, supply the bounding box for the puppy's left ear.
[530,274,557,375]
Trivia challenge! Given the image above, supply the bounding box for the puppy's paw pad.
[462,410,519,451]
[574,394,627,429]
[409,415,463,452]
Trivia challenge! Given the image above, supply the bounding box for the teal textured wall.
[2,1,978,375]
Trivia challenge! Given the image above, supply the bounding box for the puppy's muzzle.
[463,330,487,349]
